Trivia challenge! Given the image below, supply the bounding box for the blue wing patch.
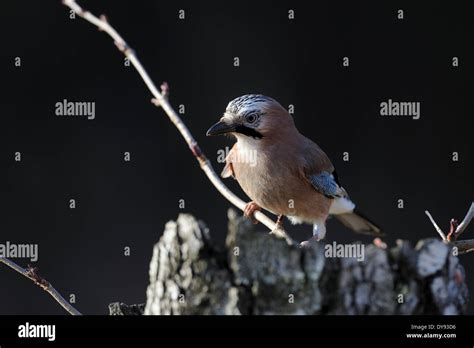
[308,171,342,198]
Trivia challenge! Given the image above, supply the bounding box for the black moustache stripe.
[234,125,263,139]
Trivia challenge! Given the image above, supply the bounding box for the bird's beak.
[206,120,235,136]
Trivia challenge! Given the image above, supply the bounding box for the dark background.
[0,0,472,314]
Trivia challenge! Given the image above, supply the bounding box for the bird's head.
[206,94,294,140]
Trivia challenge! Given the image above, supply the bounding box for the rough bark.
[109,302,145,315]
[112,211,469,315]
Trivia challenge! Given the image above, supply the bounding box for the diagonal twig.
[0,257,81,315]
[61,0,279,233]
[453,202,474,239]
[425,202,474,254]
[449,240,474,254]
[424,210,447,241]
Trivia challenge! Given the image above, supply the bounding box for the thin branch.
[425,204,474,255]
[450,240,474,254]
[424,210,447,241]
[454,202,474,239]
[61,0,279,233]
[0,257,81,315]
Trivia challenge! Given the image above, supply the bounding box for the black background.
[1,0,472,315]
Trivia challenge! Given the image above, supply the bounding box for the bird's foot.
[275,214,284,228]
[299,236,321,248]
[244,201,261,224]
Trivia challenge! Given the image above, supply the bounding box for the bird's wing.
[298,136,347,198]
[221,144,236,179]
[307,171,347,198]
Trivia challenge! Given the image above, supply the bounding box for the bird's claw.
[275,214,284,229]
[244,201,261,224]
[299,236,320,248]
[299,241,311,248]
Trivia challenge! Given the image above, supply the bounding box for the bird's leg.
[244,201,261,224]
[312,222,326,241]
[299,223,326,248]
[276,214,284,228]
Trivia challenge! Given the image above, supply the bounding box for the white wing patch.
[329,197,355,215]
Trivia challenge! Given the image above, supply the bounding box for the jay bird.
[206,94,382,242]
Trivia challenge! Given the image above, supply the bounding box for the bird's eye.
[245,113,258,124]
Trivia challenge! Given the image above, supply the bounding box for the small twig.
[425,203,474,254]
[160,82,169,100]
[61,0,279,233]
[453,202,474,239]
[446,219,458,241]
[424,210,447,241]
[0,257,81,315]
[451,240,474,254]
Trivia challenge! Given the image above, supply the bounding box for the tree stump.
[110,211,469,315]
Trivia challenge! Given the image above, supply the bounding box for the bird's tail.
[334,210,383,237]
